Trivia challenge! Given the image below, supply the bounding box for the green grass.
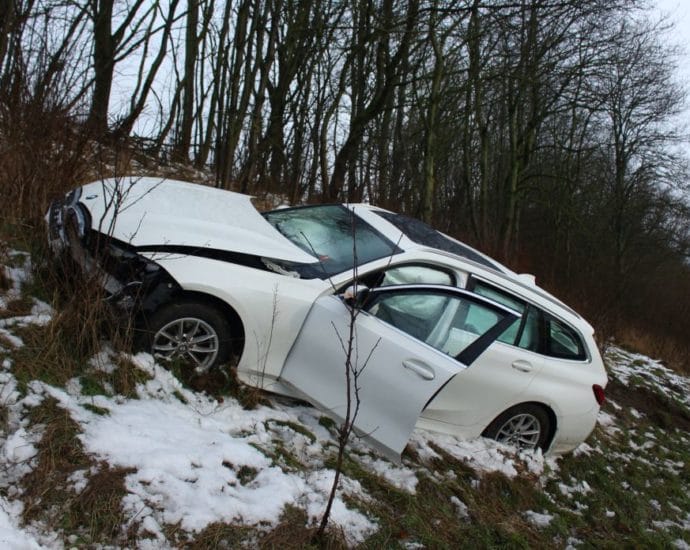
[82,403,110,415]
[3,250,690,548]
[7,345,690,549]
[266,419,318,444]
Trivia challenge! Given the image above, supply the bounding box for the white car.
[47,176,607,460]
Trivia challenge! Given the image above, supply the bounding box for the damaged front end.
[46,188,179,316]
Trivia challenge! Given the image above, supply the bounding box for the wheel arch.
[483,401,558,451]
[139,287,246,356]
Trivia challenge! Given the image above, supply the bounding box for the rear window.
[470,279,582,357]
[543,312,588,361]
[373,210,505,272]
[264,205,400,278]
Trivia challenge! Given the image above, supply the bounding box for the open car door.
[279,284,520,462]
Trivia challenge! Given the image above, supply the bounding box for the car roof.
[347,203,588,330]
[347,203,509,271]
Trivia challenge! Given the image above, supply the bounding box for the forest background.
[1,0,688,370]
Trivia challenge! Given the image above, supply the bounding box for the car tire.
[482,404,552,451]
[140,300,234,374]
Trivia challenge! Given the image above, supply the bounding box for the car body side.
[47,177,607,455]
[147,245,606,454]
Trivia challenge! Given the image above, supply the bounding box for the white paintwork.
[55,178,608,457]
[280,286,519,461]
[147,252,330,387]
[419,343,545,429]
[280,295,465,462]
[79,177,317,263]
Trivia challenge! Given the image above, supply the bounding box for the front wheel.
[482,404,552,451]
[141,301,234,374]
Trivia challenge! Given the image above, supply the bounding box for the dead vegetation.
[19,398,136,545]
[21,398,92,525]
[606,378,690,433]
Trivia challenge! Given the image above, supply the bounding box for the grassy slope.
[1,247,689,549]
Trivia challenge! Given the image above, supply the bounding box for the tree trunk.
[88,0,115,133]
[175,0,199,161]
[421,7,444,224]
[328,0,419,201]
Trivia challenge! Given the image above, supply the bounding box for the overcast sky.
[652,0,690,162]
[655,0,690,104]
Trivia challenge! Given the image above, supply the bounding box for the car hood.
[77,177,317,263]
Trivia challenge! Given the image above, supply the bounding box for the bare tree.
[87,0,149,133]
[117,0,182,136]
[327,0,420,201]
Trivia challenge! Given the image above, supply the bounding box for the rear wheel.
[482,404,551,451]
[142,301,234,374]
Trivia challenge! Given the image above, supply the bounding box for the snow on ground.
[4,350,549,545]
[524,510,554,528]
[410,430,549,478]
[0,249,556,546]
[1,248,690,547]
[12,359,378,546]
[605,346,690,407]
[0,497,42,550]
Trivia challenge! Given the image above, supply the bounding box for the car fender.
[144,253,330,383]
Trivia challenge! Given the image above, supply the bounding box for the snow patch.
[524,510,554,528]
[0,497,44,549]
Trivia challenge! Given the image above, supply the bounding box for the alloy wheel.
[495,413,542,450]
[152,317,219,372]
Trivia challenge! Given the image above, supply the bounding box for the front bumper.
[46,190,174,312]
[47,191,125,297]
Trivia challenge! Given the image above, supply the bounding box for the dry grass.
[171,363,271,408]
[0,296,33,319]
[21,398,91,524]
[69,463,136,544]
[20,398,136,545]
[606,378,690,433]
[110,355,152,398]
[259,505,347,550]
[7,247,139,391]
[0,104,88,230]
[175,522,256,548]
[616,325,690,375]
[11,294,125,392]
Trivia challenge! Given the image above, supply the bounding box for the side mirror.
[341,284,370,308]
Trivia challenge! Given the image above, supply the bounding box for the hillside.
[1,247,689,548]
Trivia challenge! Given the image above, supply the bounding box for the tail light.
[592,384,606,406]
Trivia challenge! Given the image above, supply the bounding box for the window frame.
[336,262,458,294]
[467,275,591,363]
[467,276,529,348]
[540,311,589,362]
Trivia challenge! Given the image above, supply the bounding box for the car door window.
[367,292,448,342]
[471,281,526,346]
[365,289,512,359]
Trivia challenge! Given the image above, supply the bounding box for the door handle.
[403,359,435,380]
[511,360,533,373]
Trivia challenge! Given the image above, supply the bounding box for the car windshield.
[373,210,505,272]
[263,205,400,278]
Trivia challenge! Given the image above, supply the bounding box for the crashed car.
[47,176,607,460]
